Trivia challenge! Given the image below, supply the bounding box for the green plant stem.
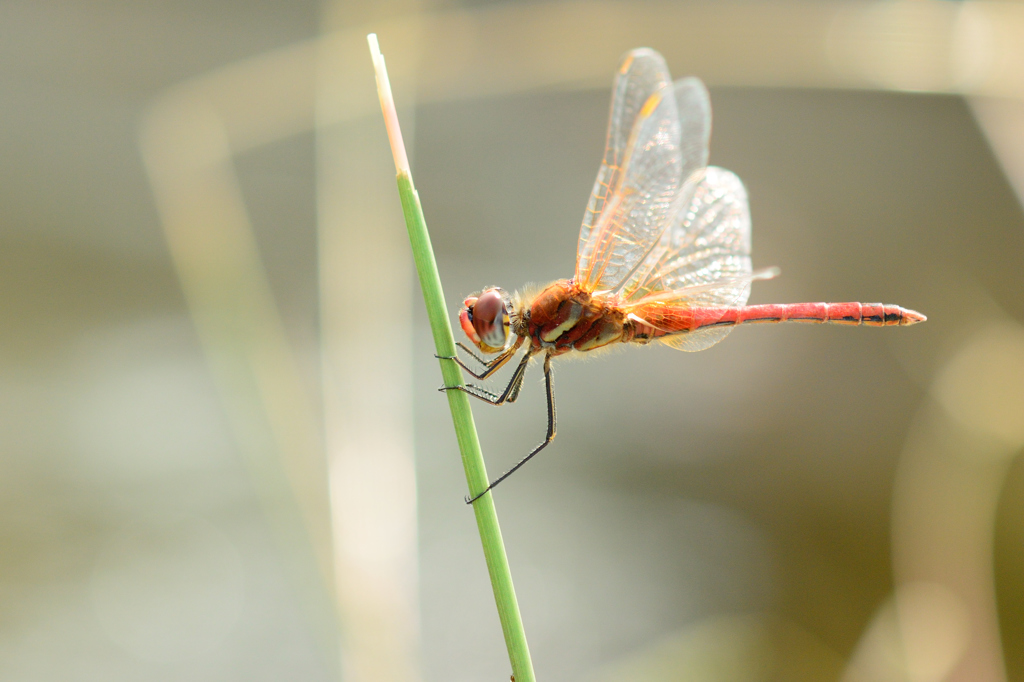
[396,171,536,682]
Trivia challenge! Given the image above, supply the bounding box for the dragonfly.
[441,48,925,504]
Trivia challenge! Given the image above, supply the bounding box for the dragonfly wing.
[576,57,711,292]
[623,166,752,302]
[659,326,735,352]
[623,166,754,351]
[578,48,671,242]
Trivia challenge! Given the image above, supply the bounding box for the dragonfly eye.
[461,288,509,353]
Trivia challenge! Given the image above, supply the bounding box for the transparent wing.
[622,167,753,302]
[577,49,671,271]
[576,53,710,293]
[621,167,754,351]
[660,326,733,352]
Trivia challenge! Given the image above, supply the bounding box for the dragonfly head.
[459,287,512,353]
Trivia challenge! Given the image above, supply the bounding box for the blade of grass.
[368,34,536,682]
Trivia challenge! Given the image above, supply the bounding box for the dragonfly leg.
[443,383,501,403]
[435,339,523,380]
[455,341,492,367]
[466,353,556,504]
[439,349,532,406]
[434,341,488,367]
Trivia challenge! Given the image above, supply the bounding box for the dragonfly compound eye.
[462,288,509,353]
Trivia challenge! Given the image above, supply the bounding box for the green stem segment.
[396,171,536,682]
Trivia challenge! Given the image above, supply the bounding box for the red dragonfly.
[442,48,925,503]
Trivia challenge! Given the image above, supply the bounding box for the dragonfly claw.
[465,489,489,504]
[434,354,456,360]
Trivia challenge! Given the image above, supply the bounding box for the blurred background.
[2,1,1024,680]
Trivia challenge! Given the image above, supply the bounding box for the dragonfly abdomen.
[695,302,927,329]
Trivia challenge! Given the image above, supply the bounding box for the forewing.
[576,63,711,292]
[622,167,753,351]
[577,49,671,268]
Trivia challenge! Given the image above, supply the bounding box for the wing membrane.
[575,52,710,293]
[622,167,754,351]
[577,49,671,268]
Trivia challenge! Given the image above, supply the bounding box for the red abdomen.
[627,301,926,340]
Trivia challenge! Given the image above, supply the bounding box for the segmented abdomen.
[628,301,926,340]
[704,302,926,327]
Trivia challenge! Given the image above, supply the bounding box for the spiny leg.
[439,349,532,406]
[503,358,529,404]
[435,338,524,380]
[455,341,493,367]
[466,352,557,504]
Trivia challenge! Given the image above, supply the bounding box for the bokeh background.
[2,1,1024,681]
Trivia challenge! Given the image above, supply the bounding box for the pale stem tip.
[367,33,411,175]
